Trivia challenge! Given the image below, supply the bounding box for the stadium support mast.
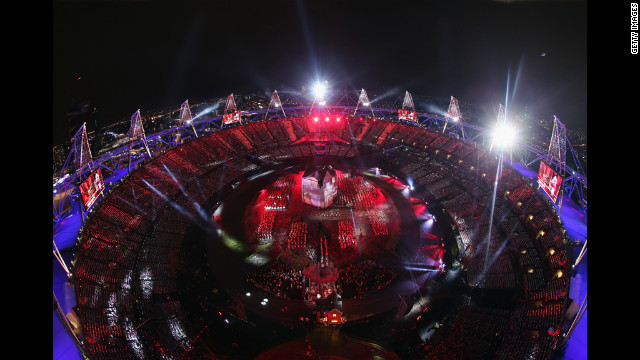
[225,93,237,114]
[353,88,375,117]
[402,91,415,112]
[176,100,198,142]
[545,116,567,167]
[265,90,286,120]
[544,115,567,214]
[308,85,329,116]
[443,96,466,140]
[489,104,513,163]
[72,122,94,173]
[128,109,152,170]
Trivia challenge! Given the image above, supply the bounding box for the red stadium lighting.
[314,117,319,122]
[325,117,330,122]
[336,117,341,122]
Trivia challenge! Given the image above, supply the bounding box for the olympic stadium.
[53,87,587,360]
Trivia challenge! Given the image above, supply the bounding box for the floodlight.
[313,83,326,98]
[492,123,516,147]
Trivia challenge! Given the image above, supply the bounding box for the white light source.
[492,123,516,147]
[313,82,326,98]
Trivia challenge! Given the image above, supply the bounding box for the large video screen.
[537,162,563,203]
[398,109,417,121]
[80,168,105,210]
[223,111,241,125]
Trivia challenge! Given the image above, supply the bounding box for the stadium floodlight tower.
[542,115,568,214]
[443,96,466,141]
[308,82,329,116]
[353,88,375,118]
[127,109,152,171]
[222,93,242,126]
[264,90,286,120]
[53,122,94,226]
[225,93,237,113]
[175,100,198,142]
[398,91,418,122]
[72,122,94,174]
[489,104,515,164]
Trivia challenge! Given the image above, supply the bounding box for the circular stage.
[205,161,451,325]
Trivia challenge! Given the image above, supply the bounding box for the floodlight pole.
[544,116,567,216]
[265,90,286,120]
[69,123,94,225]
[402,91,415,112]
[444,96,466,141]
[353,88,375,118]
[73,123,94,174]
[127,109,152,172]
[178,100,198,140]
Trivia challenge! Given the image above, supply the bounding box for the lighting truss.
[525,115,587,214]
[443,96,466,140]
[489,104,514,163]
[128,109,152,158]
[402,91,415,112]
[177,100,198,140]
[72,122,93,173]
[489,103,506,152]
[545,116,567,166]
[224,93,238,114]
[353,88,375,117]
[544,116,567,212]
[265,90,286,120]
[308,86,328,116]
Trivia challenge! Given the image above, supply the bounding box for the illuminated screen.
[223,111,241,125]
[80,168,105,210]
[537,162,563,203]
[398,109,417,121]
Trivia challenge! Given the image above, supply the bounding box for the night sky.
[53,0,588,147]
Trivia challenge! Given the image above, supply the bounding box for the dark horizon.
[53,0,587,146]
